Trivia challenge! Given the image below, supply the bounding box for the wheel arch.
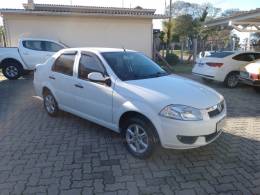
[0,58,24,70]
[225,70,240,78]
[118,110,161,144]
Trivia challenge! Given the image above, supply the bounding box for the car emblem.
[217,103,222,112]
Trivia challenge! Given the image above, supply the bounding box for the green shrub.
[166,53,179,65]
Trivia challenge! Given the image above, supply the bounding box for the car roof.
[61,47,136,53]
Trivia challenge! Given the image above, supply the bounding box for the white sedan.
[34,48,226,158]
[240,59,260,92]
[192,51,260,88]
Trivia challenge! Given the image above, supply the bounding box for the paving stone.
[0,74,259,194]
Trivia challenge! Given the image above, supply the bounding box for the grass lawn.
[172,64,193,73]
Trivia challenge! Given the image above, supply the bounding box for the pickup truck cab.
[0,38,66,80]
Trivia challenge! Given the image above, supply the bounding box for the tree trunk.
[192,38,198,64]
[180,41,184,63]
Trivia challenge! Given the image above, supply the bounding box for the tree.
[0,26,6,47]
[165,1,220,19]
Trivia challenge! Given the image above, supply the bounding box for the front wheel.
[43,90,59,117]
[122,117,158,159]
[224,72,239,88]
[2,62,23,80]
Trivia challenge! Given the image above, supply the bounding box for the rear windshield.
[207,52,234,58]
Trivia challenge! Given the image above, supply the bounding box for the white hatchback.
[192,51,260,88]
[34,48,226,158]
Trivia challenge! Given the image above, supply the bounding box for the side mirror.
[87,72,111,86]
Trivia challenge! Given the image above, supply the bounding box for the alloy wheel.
[125,124,149,154]
[5,65,19,78]
[44,94,56,114]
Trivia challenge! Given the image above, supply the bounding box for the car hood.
[122,74,223,110]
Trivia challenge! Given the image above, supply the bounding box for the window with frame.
[22,40,43,51]
[78,54,105,80]
[43,41,64,52]
[52,53,76,76]
[233,53,255,62]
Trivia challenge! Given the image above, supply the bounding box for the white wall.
[4,14,153,57]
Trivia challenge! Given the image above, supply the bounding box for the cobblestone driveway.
[0,73,260,195]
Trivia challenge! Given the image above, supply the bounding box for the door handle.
[74,84,83,89]
[49,76,55,80]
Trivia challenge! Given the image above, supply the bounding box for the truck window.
[44,41,64,52]
[22,40,43,51]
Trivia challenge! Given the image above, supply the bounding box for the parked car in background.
[0,38,66,80]
[192,51,260,88]
[240,59,260,92]
[34,48,226,158]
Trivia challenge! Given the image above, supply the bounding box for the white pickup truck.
[0,38,66,79]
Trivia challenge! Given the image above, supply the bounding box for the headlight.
[159,105,203,121]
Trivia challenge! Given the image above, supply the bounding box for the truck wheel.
[2,62,23,80]
[224,72,239,88]
[121,116,159,159]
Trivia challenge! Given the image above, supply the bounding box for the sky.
[1,0,260,28]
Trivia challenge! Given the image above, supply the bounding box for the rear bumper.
[192,72,215,79]
[239,77,260,86]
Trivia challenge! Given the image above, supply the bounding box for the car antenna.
[122,46,126,53]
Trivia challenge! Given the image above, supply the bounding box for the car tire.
[224,72,239,88]
[43,90,59,117]
[254,86,260,93]
[121,116,159,159]
[202,78,213,83]
[2,62,23,80]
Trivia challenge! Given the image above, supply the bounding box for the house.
[205,9,260,51]
[0,0,166,57]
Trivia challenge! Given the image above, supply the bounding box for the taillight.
[250,73,260,80]
[206,62,223,68]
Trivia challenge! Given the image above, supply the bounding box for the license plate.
[240,71,249,79]
[216,118,225,132]
[198,62,204,67]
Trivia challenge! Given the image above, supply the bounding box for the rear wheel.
[122,116,158,159]
[2,62,23,80]
[43,90,59,117]
[224,72,239,88]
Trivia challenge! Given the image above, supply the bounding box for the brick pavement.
[0,73,260,195]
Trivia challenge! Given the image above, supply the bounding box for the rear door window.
[52,53,76,76]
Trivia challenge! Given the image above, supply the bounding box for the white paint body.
[0,38,65,70]
[192,51,258,82]
[34,48,226,149]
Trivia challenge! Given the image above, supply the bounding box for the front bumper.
[239,77,260,87]
[158,108,226,149]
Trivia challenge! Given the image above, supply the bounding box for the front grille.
[208,101,224,118]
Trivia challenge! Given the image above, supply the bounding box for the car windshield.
[101,51,169,81]
[207,51,234,58]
